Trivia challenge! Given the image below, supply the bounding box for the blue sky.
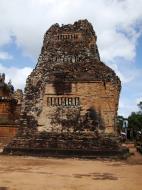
[0,0,142,117]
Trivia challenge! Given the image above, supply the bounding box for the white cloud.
[0,0,142,117]
[136,97,142,104]
[110,63,139,84]
[0,51,13,60]
[0,64,32,90]
[118,100,138,117]
[0,0,142,60]
[118,68,142,117]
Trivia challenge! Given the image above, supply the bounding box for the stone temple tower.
[4,20,128,158]
[24,19,121,134]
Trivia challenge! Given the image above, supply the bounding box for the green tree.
[137,101,142,114]
[128,112,142,132]
[128,101,142,137]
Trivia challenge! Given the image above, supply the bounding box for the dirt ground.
[0,146,142,190]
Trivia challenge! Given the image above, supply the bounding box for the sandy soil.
[0,146,142,190]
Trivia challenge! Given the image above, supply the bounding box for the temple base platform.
[3,132,129,159]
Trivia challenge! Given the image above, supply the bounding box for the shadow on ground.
[0,187,8,190]
[73,172,118,180]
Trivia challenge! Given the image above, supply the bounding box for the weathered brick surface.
[23,19,120,134]
[38,81,119,133]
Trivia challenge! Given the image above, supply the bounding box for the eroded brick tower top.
[30,19,120,83]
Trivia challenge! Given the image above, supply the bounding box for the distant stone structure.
[0,73,22,145]
[4,20,128,158]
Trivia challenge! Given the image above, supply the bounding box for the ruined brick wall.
[38,81,120,134]
[0,76,22,144]
[23,19,121,134]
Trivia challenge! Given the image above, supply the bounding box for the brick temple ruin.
[0,73,22,145]
[4,20,129,157]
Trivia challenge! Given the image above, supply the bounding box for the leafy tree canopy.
[128,101,142,131]
[137,101,142,113]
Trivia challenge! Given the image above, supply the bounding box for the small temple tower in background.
[0,73,22,145]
